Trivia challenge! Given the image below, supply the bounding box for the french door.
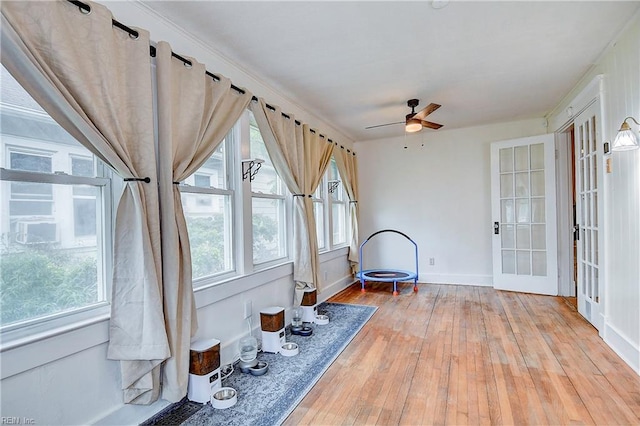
[574,100,603,331]
[491,134,558,295]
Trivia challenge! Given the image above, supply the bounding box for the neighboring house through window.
[0,65,112,332]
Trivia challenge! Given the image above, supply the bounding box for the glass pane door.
[498,144,547,277]
[491,134,557,295]
[575,101,602,330]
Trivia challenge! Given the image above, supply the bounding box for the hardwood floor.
[283,282,640,425]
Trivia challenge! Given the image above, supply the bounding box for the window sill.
[320,246,349,261]
[194,246,349,310]
[194,262,294,310]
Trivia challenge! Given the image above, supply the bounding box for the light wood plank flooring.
[284,282,640,425]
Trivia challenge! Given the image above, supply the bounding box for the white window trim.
[244,112,290,270]
[329,197,349,248]
[327,160,349,249]
[178,185,236,283]
[0,165,113,347]
[250,191,289,269]
[313,175,327,252]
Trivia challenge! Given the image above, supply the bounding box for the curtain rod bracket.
[328,180,341,194]
[241,158,264,181]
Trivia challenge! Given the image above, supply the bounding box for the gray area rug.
[176,302,377,426]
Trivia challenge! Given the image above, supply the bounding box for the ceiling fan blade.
[413,103,441,121]
[365,121,404,130]
[421,120,443,130]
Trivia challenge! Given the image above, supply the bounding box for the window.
[71,156,97,238]
[179,140,234,282]
[0,66,111,330]
[9,151,53,216]
[249,112,287,265]
[313,181,326,251]
[328,157,348,247]
[181,111,293,287]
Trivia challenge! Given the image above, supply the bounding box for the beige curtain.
[1,2,167,404]
[335,148,360,274]
[302,126,334,291]
[155,42,252,402]
[249,100,310,291]
[250,99,334,297]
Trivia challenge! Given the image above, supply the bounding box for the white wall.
[355,118,547,287]
[547,13,640,373]
[0,2,356,425]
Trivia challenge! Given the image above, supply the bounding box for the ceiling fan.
[365,99,443,133]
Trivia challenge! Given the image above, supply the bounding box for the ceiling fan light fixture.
[405,117,422,133]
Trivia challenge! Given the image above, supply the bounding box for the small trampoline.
[355,229,419,296]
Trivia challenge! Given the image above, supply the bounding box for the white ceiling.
[139,1,639,142]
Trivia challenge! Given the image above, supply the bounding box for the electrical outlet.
[429,258,435,266]
[244,300,252,319]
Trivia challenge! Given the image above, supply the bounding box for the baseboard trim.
[92,399,171,426]
[318,275,355,303]
[603,321,640,375]
[419,274,493,287]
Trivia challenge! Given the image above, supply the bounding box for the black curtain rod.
[148,45,337,143]
[67,1,140,39]
[67,0,352,151]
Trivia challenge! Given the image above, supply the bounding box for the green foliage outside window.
[252,212,279,263]
[0,244,97,325]
[1,211,281,326]
[187,215,227,279]
[186,210,280,277]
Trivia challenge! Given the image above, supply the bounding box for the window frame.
[245,112,290,269]
[329,190,349,247]
[1,61,115,342]
[0,162,113,341]
[178,133,238,286]
[326,157,350,249]
[313,177,327,252]
[69,154,98,240]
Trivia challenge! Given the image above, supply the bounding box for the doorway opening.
[556,125,577,299]
[556,97,604,331]
[560,124,578,309]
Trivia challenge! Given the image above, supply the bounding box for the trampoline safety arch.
[355,229,419,296]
